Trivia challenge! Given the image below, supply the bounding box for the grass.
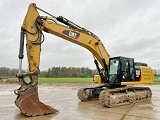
[1,76,160,84]
[153,76,160,84]
[39,77,160,84]
[38,77,93,83]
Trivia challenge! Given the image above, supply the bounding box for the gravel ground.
[0,83,98,95]
[1,83,160,120]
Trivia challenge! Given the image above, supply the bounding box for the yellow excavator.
[15,3,154,117]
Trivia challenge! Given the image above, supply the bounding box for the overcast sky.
[0,0,160,70]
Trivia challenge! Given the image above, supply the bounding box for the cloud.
[0,0,160,70]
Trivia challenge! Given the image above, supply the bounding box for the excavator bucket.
[15,85,58,117]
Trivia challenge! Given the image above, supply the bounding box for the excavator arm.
[15,3,110,116]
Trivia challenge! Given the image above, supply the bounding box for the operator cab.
[108,56,136,86]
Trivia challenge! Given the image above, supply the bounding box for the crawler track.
[77,88,95,101]
[99,86,152,107]
[77,86,152,108]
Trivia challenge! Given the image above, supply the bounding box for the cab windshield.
[109,59,119,83]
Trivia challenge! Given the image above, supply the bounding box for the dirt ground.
[0,83,160,120]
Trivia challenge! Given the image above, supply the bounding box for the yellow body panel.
[122,66,154,85]
[94,66,154,85]
[93,75,102,84]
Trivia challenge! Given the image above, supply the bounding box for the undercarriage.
[77,85,152,107]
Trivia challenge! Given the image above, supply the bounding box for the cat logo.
[62,30,80,39]
[69,31,77,38]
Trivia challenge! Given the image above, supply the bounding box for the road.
[0,83,160,120]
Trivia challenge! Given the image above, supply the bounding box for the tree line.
[154,69,160,76]
[39,66,96,77]
[0,67,19,78]
[0,66,96,78]
[0,66,160,78]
